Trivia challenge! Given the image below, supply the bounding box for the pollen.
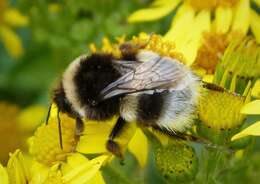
[193,32,229,74]
[131,33,185,63]
[188,0,238,11]
[198,88,246,131]
[89,36,126,58]
[29,105,78,166]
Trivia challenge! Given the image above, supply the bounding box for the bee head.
[62,53,121,120]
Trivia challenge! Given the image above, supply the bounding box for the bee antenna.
[45,103,52,125]
[57,108,63,149]
[201,81,225,92]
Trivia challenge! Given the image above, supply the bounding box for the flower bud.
[155,140,198,182]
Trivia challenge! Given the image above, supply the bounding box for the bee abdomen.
[156,88,198,132]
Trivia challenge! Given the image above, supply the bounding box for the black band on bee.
[137,92,166,126]
[73,53,122,120]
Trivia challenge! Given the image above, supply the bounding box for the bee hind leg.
[106,117,127,159]
[152,125,207,144]
[75,116,84,136]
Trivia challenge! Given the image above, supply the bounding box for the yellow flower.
[231,100,260,141]
[43,153,107,184]
[6,150,31,184]
[198,87,248,131]
[155,139,198,182]
[29,104,78,166]
[196,36,260,143]
[128,0,260,65]
[28,102,149,168]
[0,0,28,58]
[2,149,107,184]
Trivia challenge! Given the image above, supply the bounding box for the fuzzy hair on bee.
[50,42,201,157]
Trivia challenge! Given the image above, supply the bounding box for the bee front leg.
[106,117,127,159]
[75,116,84,136]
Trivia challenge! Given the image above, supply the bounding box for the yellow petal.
[128,0,180,22]
[165,5,198,65]
[240,100,260,114]
[0,25,24,58]
[0,164,9,184]
[250,10,260,44]
[77,117,137,154]
[30,161,49,184]
[17,105,46,132]
[165,4,195,43]
[3,8,28,27]
[214,7,232,34]
[88,171,106,184]
[63,155,108,184]
[128,129,148,168]
[178,10,211,65]
[231,121,260,141]
[231,0,250,34]
[62,153,106,184]
[202,74,214,83]
[252,79,260,98]
[76,117,118,153]
[6,150,31,184]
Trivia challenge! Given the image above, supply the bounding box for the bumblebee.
[49,42,200,157]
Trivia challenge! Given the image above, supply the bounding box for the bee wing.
[111,60,143,75]
[99,51,193,100]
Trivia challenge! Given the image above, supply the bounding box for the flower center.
[188,0,238,10]
[193,32,229,74]
[29,105,78,166]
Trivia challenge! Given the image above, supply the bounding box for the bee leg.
[152,126,234,153]
[45,103,52,125]
[106,117,127,159]
[75,116,84,136]
[57,108,63,149]
[201,81,225,92]
[152,126,207,144]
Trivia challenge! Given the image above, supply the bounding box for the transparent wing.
[99,51,192,100]
[111,60,143,75]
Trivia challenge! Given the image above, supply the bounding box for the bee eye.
[87,98,97,106]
